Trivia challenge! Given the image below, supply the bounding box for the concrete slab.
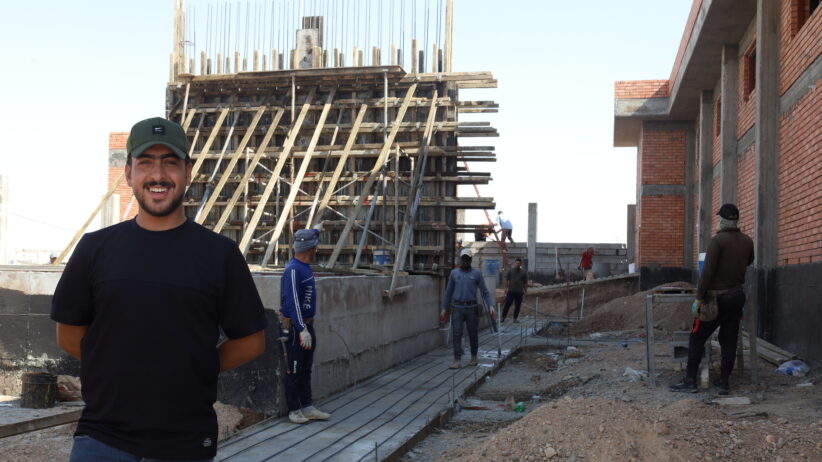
[216,318,533,461]
[0,398,84,439]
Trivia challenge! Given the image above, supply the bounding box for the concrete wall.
[466,242,629,284]
[0,266,442,414]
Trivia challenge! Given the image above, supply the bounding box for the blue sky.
[0,0,692,260]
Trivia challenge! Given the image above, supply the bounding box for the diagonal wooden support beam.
[195,106,266,225]
[181,108,197,130]
[261,88,337,266]
[311,103,369,228]
[213,108,285,233]
[388,91,439,298]
[188,107,230,186]
[238,88,317,255]
[324,83,418,269]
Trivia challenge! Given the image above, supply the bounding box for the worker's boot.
[668,377,698,393]
[288,410,309,424]
[468,355,479,367]
[303,406,331,420]
[713,377,730,395]
[449,359,461,369]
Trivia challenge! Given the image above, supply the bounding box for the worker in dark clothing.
[670,204,754,394]
[501,258,528,323]
[440,249,495,369]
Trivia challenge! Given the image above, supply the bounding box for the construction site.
[1,0,821,461]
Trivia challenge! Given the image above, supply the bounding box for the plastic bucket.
[20,372,57,409]
[373,249,392,265]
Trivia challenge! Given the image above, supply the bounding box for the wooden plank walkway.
[216,318,539,462]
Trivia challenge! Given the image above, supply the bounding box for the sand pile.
[571,282,695,335]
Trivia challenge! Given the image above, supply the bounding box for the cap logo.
[152,125,166,135]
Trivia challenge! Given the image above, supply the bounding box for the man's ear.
[125,163,133,187]
[185,160,193,187]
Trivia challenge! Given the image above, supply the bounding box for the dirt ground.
[400,338,822,462]
[0,401,264,461]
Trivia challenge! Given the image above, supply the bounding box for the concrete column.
[0,175,8,264]
[527,203,537,275]
[627,204,636,265]
[754,0,779,269]
[698,90,714,252]
[720,44,739,205]
[684,126,696,269]
[101,193,121,228]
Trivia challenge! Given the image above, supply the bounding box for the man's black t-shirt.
[51,219,267,460]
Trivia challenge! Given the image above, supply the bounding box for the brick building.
[614,0,821,362]
[107,132,137,222]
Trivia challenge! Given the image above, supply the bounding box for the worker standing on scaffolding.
[441,249,495,369]
[281,226,332,424]
[496,211,514,245]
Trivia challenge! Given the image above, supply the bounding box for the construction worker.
[281,226,332,424]
[579,247,595,281]
[670,203,753,395]
[440,248,495,369]
[501,258,528,323]
[496,211,514,244]
[52,117,267,462]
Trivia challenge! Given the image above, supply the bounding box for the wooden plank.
[261,88,337,266]
[0,409,83,439]
[53,172,125,265]
[388,92,439,298]
[188,107,230,185]
[213,108,285,233]
[238,88,317,255]
[324,83,418,269]
[195,106,266,224]
[181,108,197,130]
[312,104,369,227]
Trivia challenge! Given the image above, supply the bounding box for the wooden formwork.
[165,66,498,272]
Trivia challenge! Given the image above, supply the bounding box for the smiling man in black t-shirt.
[51,117,267,462]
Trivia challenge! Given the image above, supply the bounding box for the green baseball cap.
[126,117,189,159]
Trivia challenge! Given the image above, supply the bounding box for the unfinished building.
[124,0,500,277]
[615,0,821,363]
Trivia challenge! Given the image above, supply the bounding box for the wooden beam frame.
[261,88,337,265]
[238,88,317,255]
[189,107,230,185]
[324,83,418,269]
[213,108,285,233]
[195,106,266,224]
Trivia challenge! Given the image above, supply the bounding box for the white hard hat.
[460,248,473,258]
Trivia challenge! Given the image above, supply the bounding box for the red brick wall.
[777,77,822,265]
[108,132,136,222]
[737,145,757,238]
[614,80,670,99]
[780,0,822,94]
[640,130,686,185]
[738,42,757,139]
[711,176,721,232]
[638,196,686,267]
[636,128,687,267]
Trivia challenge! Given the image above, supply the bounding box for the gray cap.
[294,229,320,253]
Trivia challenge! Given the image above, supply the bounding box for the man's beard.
[136,182,185,218]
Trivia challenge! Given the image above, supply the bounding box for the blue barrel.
[698,252,706,277]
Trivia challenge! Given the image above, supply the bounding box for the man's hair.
[498,211,503,215]
[515,258,522,262]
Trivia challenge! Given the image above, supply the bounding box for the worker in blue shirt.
[440,248,495,369]
[281,226,331,424]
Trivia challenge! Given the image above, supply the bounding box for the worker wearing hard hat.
[440,248,495,369]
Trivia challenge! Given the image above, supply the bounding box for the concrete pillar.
[684,126,696,269]
[754,0,779,269]
[0,175,8,264]
[627,204,636,265]
[720,44,739,205]
[527,202,537,275]
[698,90,715,253]
[101,193,121,228]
